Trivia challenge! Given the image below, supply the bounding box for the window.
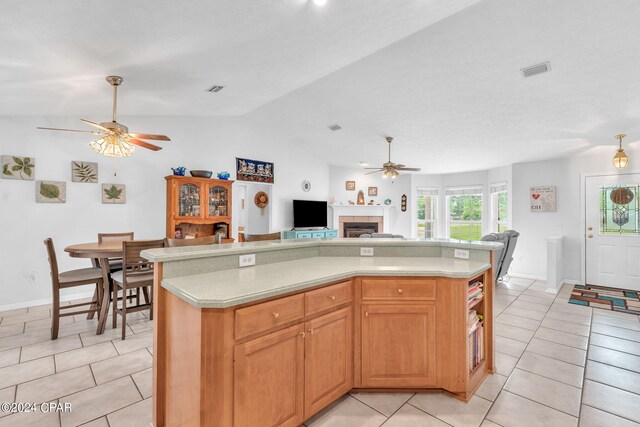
[600,185,640,235]
[446,186,483,241]
[490,183,508,233]
[417,188,438,238]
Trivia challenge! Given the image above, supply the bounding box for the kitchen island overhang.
[143,238,502,427]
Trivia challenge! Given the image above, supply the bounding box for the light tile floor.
[0,279,639,426]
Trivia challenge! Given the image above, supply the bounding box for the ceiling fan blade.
[397,167,421,171]
[364,170,383,175]
[37,127,102,135]
[363,167,384,170]
[394,163,405,168]
[128,133,171,141]
[127,138,162,151]
[80,119,111,132]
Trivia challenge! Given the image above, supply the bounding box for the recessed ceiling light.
[313,0,327,6]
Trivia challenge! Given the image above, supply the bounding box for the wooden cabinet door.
[234,324,305,427]
[304,307,353,418]
[361,304,436,387]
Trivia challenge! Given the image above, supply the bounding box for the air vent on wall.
[521,62,551,78]
[328,124,342,131]
[206,85,225,93]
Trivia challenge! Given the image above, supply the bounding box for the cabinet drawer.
[235,294,305,340]
[297,232,313,238]
[312,231,326,238]
[305,281,352,316]
[361,278,436,301]
[325,230,338,238]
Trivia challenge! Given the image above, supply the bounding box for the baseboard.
[0,291,95,313]
[562,279,582,286]
[509,272,547,281]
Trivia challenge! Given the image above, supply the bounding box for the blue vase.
[217,171,230,180]
[172,167,186,176]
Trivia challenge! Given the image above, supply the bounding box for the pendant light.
[613,134,629,169]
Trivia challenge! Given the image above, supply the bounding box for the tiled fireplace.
[338,216,383,238]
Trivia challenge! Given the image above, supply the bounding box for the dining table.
[64,241,124,335]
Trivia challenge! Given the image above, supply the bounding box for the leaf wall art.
[102,184,126,204]
[36,181,66,203]
[71,161,98,183]
[2,155,35,180]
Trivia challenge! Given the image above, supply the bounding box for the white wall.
[0,116,330,309]
[510,142,640,282]
[328,166,412,236]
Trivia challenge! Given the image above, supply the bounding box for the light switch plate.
[454,249,470,260]
[360,247,374,256]
[239,254,256,267]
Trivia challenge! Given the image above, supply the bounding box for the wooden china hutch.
[165,175,234,242]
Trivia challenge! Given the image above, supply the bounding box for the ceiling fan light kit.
[37,76,171,158]
[613,134,629,169]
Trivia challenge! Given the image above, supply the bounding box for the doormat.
[569,284,640,315]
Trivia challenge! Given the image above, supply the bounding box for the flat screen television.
[293,200,328,229]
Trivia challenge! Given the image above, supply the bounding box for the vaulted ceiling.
[2,0,640,173]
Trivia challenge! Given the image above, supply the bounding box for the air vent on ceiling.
[521,62,551,78]
[328,124,342,131]
[206,85,225,93]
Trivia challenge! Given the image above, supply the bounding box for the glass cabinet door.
[177,183,201,217]
[208,186,228,217]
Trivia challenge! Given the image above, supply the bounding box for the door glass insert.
[178,183,200,216]
[600,185,640,235]
[209,186,228,217]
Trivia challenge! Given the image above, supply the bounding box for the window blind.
[417,188,438,196]
[490,182,508,193]
[445,186,483,196]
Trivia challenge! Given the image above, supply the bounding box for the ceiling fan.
[37,76,171,157]
[364,136,421,178]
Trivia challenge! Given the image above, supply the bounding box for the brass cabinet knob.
[272,312,279,319]
[329,295,336,300]
[587,234,593,238]
[299,331,305,338]
[364,311,369,317]
[398,288,403,294]
[308,328,315,335]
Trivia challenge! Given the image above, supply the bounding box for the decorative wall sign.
[301,180,311,192]
[2,155,35,180]
[71,161,98,183]
[530,186,556,212]
[236,157,274,184]
[345,181,356,191]
[401,194,407,212]
[102,184,126,204]
[368,187,378,196]
[36,181,66,203]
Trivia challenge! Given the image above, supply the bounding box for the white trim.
[0,290,94,313]
[509,271,547,281]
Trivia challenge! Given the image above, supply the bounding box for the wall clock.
[301,180,311,192]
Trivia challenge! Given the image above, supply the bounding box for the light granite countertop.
[161,256,490,308]
[142,237,502,263]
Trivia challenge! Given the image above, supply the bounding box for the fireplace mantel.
[330,204,394,234]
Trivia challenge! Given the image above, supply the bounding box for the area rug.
[569,284,640,315]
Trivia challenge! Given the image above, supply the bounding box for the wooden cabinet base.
[153,273,494,426]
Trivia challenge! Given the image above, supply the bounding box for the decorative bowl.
[171,166,186,176]
[217,171,231,180]
[190,170,213,178]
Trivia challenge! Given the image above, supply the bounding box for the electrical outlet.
[239,254,256,267]
[454,249,470,260]
[360,247,374,257]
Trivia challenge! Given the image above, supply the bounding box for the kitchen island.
[143,238,502,427]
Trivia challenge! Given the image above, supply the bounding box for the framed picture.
[36,181,66,203]
[71,161,98,183]
[368,186,378,196]
[102,184,126,204]
[345,181,356,191]
[2,155,35,180]
[530,186,556,212]
[236,157,274,184]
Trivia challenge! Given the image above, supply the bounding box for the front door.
[585,174,640,290]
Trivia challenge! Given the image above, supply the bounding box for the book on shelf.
[467,281,484,308]
[468,321,484,372]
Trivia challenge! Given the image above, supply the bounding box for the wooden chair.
[164,235,221,247]
[238,232,281,242]
[44,238,104,340]
[111,239,164,340]
[97,232,134,271]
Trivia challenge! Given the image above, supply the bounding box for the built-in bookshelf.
[467,276,485,373]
